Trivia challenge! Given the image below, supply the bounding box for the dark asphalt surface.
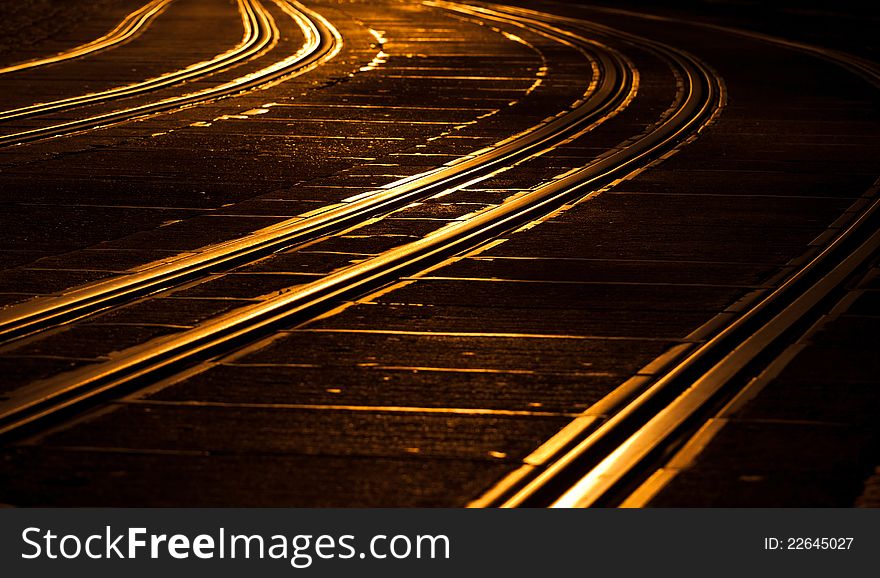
[0,0,877,507]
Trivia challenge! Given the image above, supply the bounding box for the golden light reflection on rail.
[0,0,259,123]
[0,0,174,75]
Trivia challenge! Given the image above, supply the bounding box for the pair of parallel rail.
[0,0,338,146]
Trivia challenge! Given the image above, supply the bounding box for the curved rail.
[469,4,880,509]
[0,0,272,124]
[552,199,880,508]
[0,0,333,148]
[0,0,174,76]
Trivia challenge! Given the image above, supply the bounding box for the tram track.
[476,189,880,507]
[0,0,272,125]
[466,5,880,508]
[0,0,338,148]
[0,1,724,443]
[0,0,874,510]
[0,0,174,76]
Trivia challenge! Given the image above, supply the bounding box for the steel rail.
[0,0,272,124]
[0,0,323,148]
[0,0,174,76]
[0,4,631,346]
[555,200,880,508]
[0,3,721,441]
[469,5,880,508]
